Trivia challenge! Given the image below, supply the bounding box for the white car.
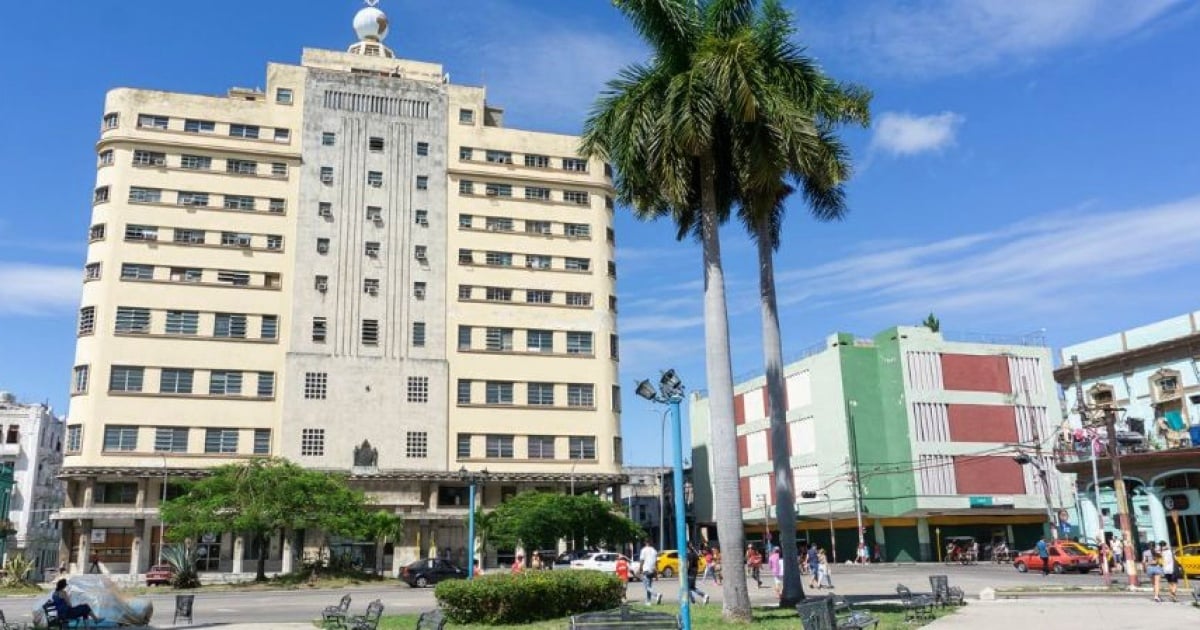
[570,551,628,574]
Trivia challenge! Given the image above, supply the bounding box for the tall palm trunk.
[699,154,752,620]
[757,220,804,605]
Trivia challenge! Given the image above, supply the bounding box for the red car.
[146,564,175,586]
[1013,543,1097,574]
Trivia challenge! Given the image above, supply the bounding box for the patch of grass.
[378,602,959,629]
[0,585,48,597]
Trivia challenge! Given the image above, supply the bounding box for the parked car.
[145,564,175,586]
[1177,544,1200,577]
[655,550,707,578]
[1013,543,1097,574]
[570,551,637,581]
[400,558,466,588]
[553,549,596,569]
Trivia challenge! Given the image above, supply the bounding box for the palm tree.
[922,313,941,332]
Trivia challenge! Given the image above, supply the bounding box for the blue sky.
[2,1,1199,467]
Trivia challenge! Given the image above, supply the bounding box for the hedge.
[434,569,625,624]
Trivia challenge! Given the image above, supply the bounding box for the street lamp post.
[757,494,771,546]
[459,467,489,580]
[800,490,837,564]
[636,370,690,630]
[845,400,866,563]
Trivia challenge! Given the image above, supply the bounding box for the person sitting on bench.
[51,579,103,624]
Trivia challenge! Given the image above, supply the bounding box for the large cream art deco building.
[60,2,622,576]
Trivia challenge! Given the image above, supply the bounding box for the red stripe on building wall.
[740,477,751,510]
[734,394,746,426]
[737,435,748,467]
[762,388,771,420]
[953,456,1026,495]
[940,354,1012,393]
[947,404,1018,443]
[765,429,773,461]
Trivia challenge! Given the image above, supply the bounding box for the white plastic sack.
[33,575,154,627]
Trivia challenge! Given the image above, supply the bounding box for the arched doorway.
[1150,470,1200,547]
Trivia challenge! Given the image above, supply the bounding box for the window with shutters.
[564,223,591,238]
[78,306,95,336]
[257,372,275,398]
[209,371,243,396]
[362,319,380,345]
[528,436,556,459]
[204,428,238,453]
[567,293,592,307]
[159,369,193,394]
[486,435,514,458]
[260,316,278,340]
[416,141,429,156]
[485,287,512,302]
[527,329,553,353]
[569,436,596,460]
[528,382,555,406]
[457,380,472,404]
[457,433,472,458]
[566,332,593,355]
[412,322,426,347]
[312,318,327,342]
[165,310,199,335]
[254,429,271,454]
[154,428,188,453]
[67,426,82,452]
[363,278,380,296]
[486,382,513,405]
[567,384,595,408]
[103,426,138,452]
[301,428,324,456]
[322,132,336,146]
[214,313,247,338]
[526,290,552,304]
[369,136,385,152]
[109,366,144,392]
[486,328,513,351]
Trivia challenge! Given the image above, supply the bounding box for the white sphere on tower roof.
[353,6,389,42]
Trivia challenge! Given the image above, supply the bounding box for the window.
[606,195,615,210]
[412,322,426,347]
[567,331,593,355]
[216,270,251,286]
[102,113,119,129]
[318,202,333,218]
[103,426,138,452]
[66,426,82,452]
[413,281,426,299]
[177,191,208,206]
[528,436,555,459]
[612,385,622,412]
[266,235,283,250]
[528,382,555,406]
[159,369,194,394]
[170,267,202,282]
[459,108,475,124]
[525,255,552,270]
[485,182,512,197]
[609,295,618,312]
[413,244,428,262]
[562,158,588,172]
[98,149,114,166]
[485,251,512,267]
[229,124,260,139]
[526,289,552,304]
[214,313,247,338]
[486,327,513,351]
[275,88,293,104]
[416,141,429,156]
[114,306,151,333]
[317,238,330,254]
[368,171,384,187]
[274,128,290,143]
[72,365,89,394]
[220,231,252,247]
[527,329,553,352]
[407,431,429,458]
[120,264,154,280]
[184,119,215,133]
[458,147,474,161]
[304,372,327,399]
[485,287,512,302]
[486,150,513,164]
[486,217,513,232]
[608,261,617,278]
[180,154,211,170]
[78,306,95,336]
[458,326,473,350]
[457,433,472,458]
[133,149,166,166]
[138,114,169,129]
[89,224,106,241]
[363,278,380,296]
[460,249,475,264]
[458,285,473,300]
[564,223,591,238]
[367,206,383,222]
[165,310,199,335]
[312,317,327,342]
[269,162,287,177]
[224,195,256,211]
[457,380,472,405]
[322,132,336,146]
[124,224,158,241]
[610,334,619,359]
[565,258,590,272]
[365,241,381,257]
[486,435,514,458]
[84,263,101,281]
[269,198,286,213]
[257,372,275,397]
[407,376,429,403]
[525,186,551,201]
[93,186,110,203]
[486,382,513,405]
[568,384,595,408]
[362,319,379,345]
[320,166,334,184]
[569,436,597,459]
[204,428,239,454]
[254,429,271,454]
[459,180,475,195]
[458,214,473,228]
[227,159,257,175]
[525,219,551,234]
[128,187,162,203]
[209,371,243,395]
[301,428,325,456]
[315,275,329,292]
[109,366,144,392]
[95,482,139,503]
[525,154,550,168]
[606,227,615,244]
[564,190,590,205]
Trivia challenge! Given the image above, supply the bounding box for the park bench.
[569,605,680,629]
[795,598,836,630]
[174,594,195,625]
[415,609,446,630]
[346,600,383,630]
[928,575,965,607]
[831,594,879,630]
[40,601,82,629]
[322,594,352,627]
[896,584,934,623]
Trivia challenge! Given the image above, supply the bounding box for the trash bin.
[1189,425,1200,448]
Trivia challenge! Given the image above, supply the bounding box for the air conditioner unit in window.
[415,252,428,262]
[366,287,378,296]
[367,250,379,258]
[316,280,328,292]
[414,288,426,299]
[317,244,329,254]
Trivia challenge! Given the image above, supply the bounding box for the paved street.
[927,597,1197,629]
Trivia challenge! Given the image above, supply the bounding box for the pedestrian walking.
[768,546,783,598]
[1112,537,1124,572]
[88,552,100,574]
[615,554,630,588]
[1036,537,1050,577]
[686,545,709,605]
[1155,541,1178,602]
[701,548,716,584]
[511,552,524,575]
[807,544,820,588]
[712,547,723,585]
[746,544,763,588]
[531,553,543,570]
[639,540,663,605]
[817,547,833,589]
[873,543,882,564]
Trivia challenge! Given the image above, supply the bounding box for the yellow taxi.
[655,550,706,578]
[1060,540,1099,563]
[1177,544,1200,577]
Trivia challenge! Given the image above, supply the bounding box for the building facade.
[0,392,66,578]
[59,3,622,576]
[690,326,1069,562]
[1054,309,1200,550]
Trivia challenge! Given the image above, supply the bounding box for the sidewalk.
[927,596,1197,629]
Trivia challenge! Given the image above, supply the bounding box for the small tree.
[922,312,941,332]
[161,458,372,581]
[487,492,643,557]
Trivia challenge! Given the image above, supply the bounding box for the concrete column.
[428,484,439,512]
[281,531,294,574]
[134,478,147,510]
[872,520,887,561]
[58,524,71,573]
[916,517,931,562]
[1143,487,1168,543]
[129,519,144,575]
[76,520,92,572]
[232,535,244,574]
[82,477,96,508]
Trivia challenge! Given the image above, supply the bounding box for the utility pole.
[845,400,866,563]
[1020,377,1057,540]
[1072,357,1109,584]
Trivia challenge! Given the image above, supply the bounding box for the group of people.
[621,540,712,606]
[745,542,835,595]
[1141,540,1181,603]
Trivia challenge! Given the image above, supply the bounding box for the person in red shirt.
[615,555,630,584]
[511,552,524,575]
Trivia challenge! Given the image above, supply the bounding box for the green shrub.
[435,570,624,624]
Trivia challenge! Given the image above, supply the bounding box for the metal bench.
[323,594,352,627]
[831,594,879,630]
[415,609,446,630]
[896,584,934,623]
[346,600,383,630]
[929,575,965,607]
[796,598,836,630]
[569,605,680,629]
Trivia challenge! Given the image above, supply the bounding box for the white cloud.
[0,263,80,315]
[809,0,1188,77]
[870,111,964,156]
